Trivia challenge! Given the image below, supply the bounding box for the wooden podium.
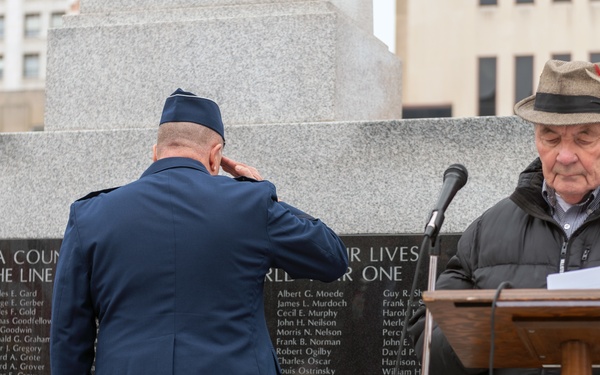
[423,289,600,375]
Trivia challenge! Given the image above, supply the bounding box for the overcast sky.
[372,0,396,53]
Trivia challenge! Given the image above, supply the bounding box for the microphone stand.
[421,236,439,375]
[396,164,468,375]
[418,163,467,375]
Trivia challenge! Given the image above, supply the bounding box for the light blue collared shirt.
[542,181,600,238]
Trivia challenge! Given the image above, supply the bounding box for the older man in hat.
[50,89,348,375]
[408,60,600,375]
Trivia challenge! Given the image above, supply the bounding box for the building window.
[23,54,40,78]
[516,0,534,3]
[552,53,571,61]
[0,16,4,39]
[515,56,534,103]
[478,57,497,116]
[480,0,497,5]
[24,13,41,37]
[591,53,600,63]
[51,12,65,29]
[0,55,4,79]
[402,105,452,119]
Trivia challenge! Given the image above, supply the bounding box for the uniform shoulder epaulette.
[76,186,121,202]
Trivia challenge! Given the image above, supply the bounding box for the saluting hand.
[221,156,263,181]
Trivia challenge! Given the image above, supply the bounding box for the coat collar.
[141,157,209,178]
[509,158,550,219]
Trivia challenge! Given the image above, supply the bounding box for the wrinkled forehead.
[535,122,600,135]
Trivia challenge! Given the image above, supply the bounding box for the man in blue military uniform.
[50,89,349,375]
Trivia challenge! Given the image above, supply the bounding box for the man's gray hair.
[157,122,223,155]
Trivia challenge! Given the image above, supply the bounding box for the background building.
[0,0,74,132]
[3,0,599,130]
[397,0,600,118]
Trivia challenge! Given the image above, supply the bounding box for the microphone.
[424,164,468,239]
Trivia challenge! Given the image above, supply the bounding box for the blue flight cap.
[160,88,225,141]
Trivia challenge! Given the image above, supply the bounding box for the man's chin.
[554,186,590,205]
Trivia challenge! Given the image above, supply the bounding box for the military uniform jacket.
[50,157,348,375]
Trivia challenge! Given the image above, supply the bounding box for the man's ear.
[152,144,158,162]
[208,143,223,175]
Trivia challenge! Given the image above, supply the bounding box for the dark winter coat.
[408,158,600,375]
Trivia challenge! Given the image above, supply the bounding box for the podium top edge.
[423,289,600,303]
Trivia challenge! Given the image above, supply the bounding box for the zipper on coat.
[559,241,568,273]
[582,247,591,262]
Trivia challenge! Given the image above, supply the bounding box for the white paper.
[547,266,600,290]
